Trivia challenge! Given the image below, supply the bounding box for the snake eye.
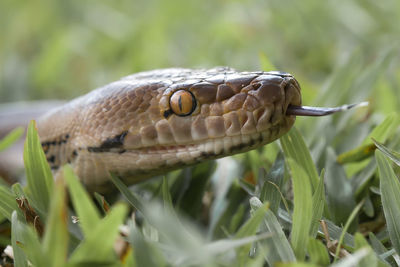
[169,90,196,116]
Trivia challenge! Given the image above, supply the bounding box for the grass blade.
[331,248,370,267]
[376,150,400,255]
[250,197,296,264]
[129,222,166,267]
[63,165,101,236]
[280,127,319,191]
[18,226,48,267]
[287,159,312,260]
[162,176,173,210]
[362,113,399,146]
[260,153,285,215]
[236,198,269,239]
[318,220,355,249]
[369,232,395,265]
[42,179,68,266]
[110,173,145,214]
[23,120,54,215]
[0,185,20,221]
[307,238,330,266]
[352,158,377,196]
[310,169,325,238]
[325,148,356,226]
[345,113,399,176]
[69,203,127,263]
[336,143,376,164]
[11,211,28,267]
[334,200,364,261]
[354,232,378,267]
[373,138,400,167]
[235,198,269,265]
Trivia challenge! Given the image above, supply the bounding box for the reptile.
[1,67,363,193]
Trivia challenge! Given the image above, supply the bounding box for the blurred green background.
[1,2,400,265]
[1,0,399,107]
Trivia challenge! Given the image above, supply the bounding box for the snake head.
[109,68,304,182]
[67,68,304,187]
[152,69,301,153]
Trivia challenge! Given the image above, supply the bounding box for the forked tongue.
[286,102,369,116]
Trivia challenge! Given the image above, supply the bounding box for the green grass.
[0,115,399,266]
[0,0,400,266]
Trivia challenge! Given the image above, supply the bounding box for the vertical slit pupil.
[178,95,183,111]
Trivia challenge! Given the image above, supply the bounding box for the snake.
[3,67,362,193]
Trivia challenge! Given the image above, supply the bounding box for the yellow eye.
[169,90,196,116]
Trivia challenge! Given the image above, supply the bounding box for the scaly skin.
[36,67,301,193]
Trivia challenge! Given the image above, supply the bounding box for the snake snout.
[283,76,302,115]
[248,74,301,118]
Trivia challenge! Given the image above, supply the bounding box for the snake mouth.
[114,131,275,177]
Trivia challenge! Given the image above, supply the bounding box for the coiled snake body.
[36,67,301,192]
